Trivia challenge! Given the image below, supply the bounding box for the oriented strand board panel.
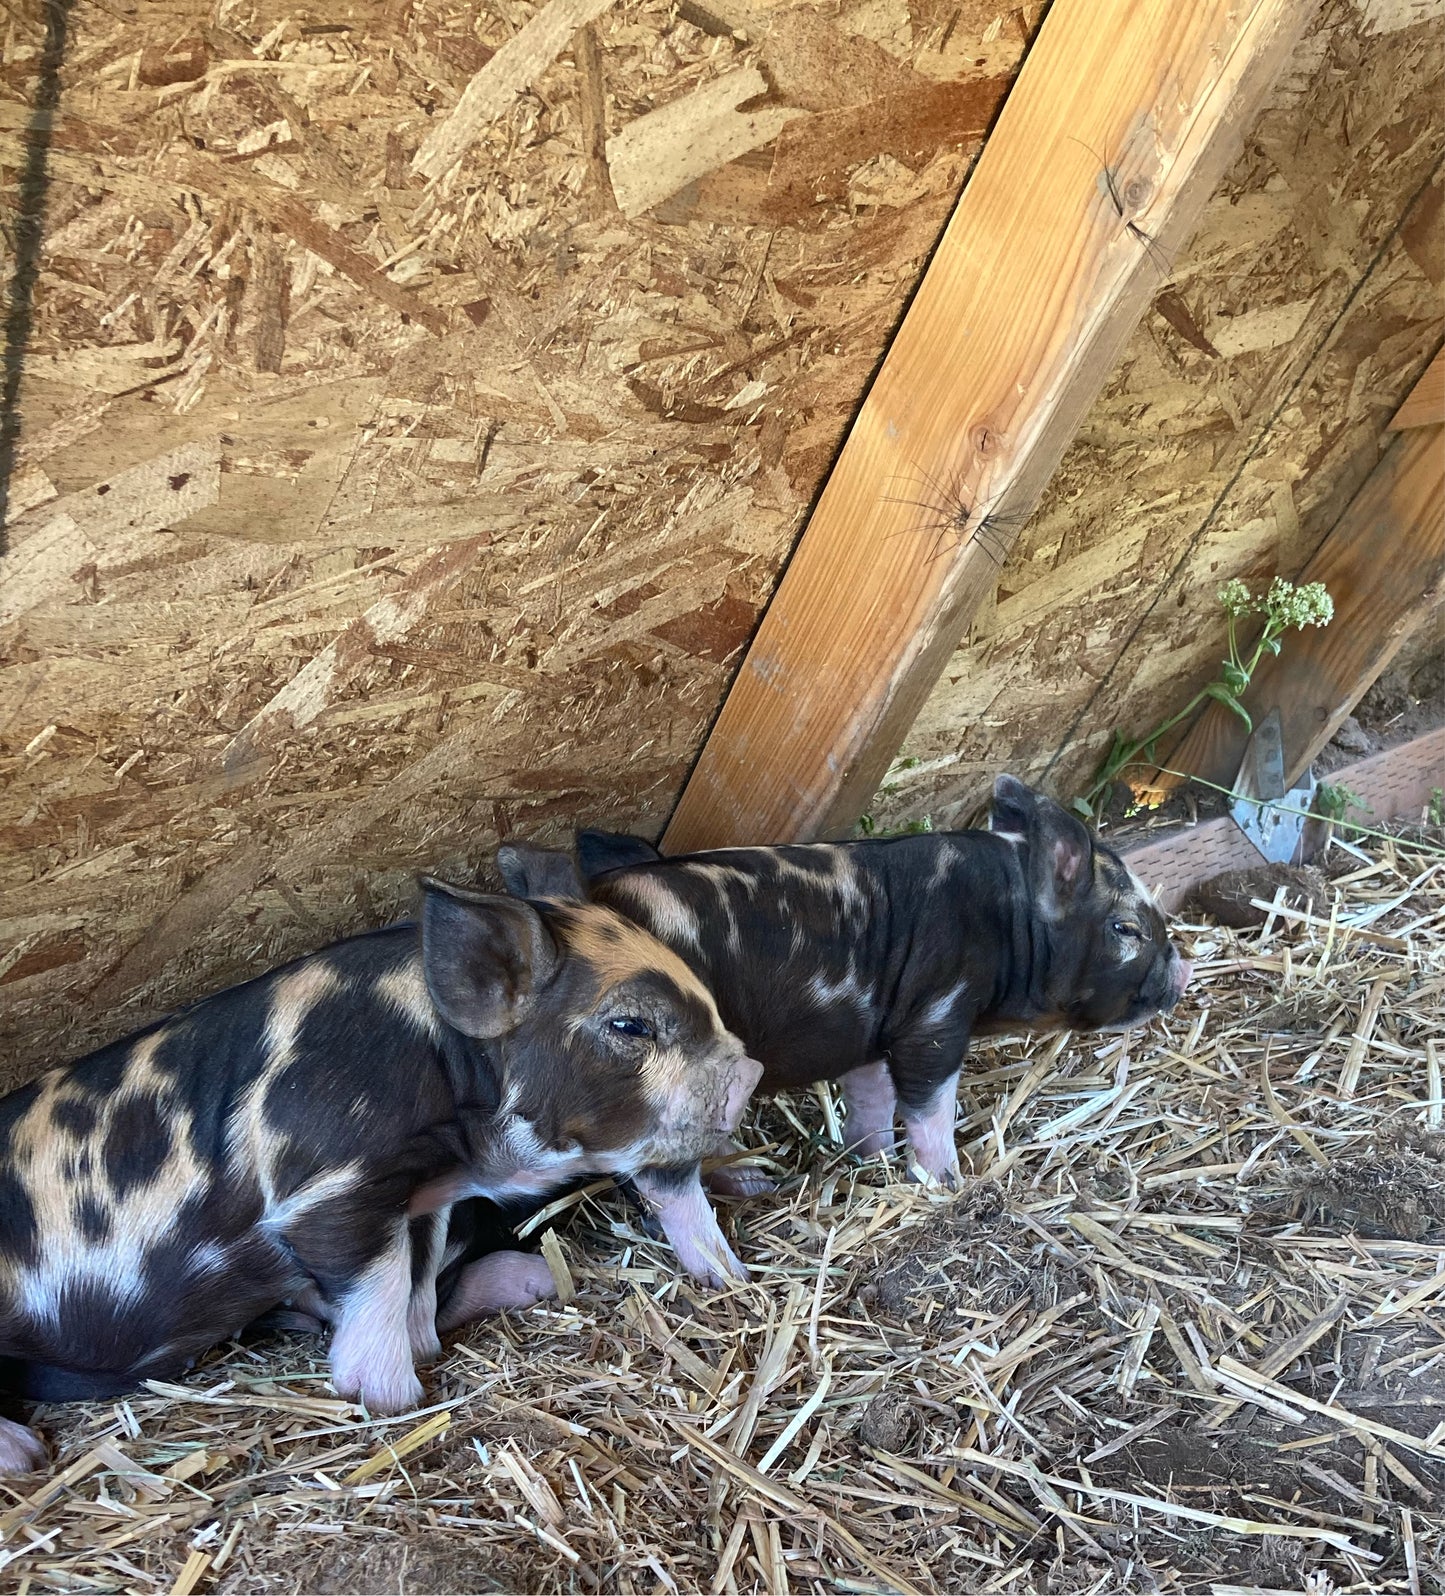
[0,0,1041,1077]
[872,1,1445,833]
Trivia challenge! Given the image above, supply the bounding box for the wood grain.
[0,0,1036,1074]
[865,23,1443,837]
[1389,343,1445,430]
[663,0,1318,850]
[1149,425,1445,795]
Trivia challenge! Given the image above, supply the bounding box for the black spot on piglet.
[74,1195,112,1243]
[52,1098,98,1139]
[104,1096,173,1196]
[0,1167,39,1267]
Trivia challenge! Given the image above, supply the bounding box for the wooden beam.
[663,0,1316,851]
[1389,342,1444,430]
[1145,424,1444,797]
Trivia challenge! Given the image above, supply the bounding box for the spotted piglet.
[0,879,761,1473]
[499,775,1191,1265]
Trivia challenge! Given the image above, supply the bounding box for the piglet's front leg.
[632,1164,749,1287]
[325,1217,425,1416]
[889,1035,967,1189]
[838,1059,898,1159]
[898,1068,963,1189]
[406,1212,447,1364]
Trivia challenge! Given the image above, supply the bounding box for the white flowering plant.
[1079,577,1334,813]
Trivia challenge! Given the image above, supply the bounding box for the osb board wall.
[871,0,1445,833]
[0,0,1042,1077]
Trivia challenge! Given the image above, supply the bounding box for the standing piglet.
[499,776,1191,1278]
[0,878,761,1473]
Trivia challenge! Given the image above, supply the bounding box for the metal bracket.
[1229,707,1316,864]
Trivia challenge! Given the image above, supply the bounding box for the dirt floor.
[2,827,1442,1595]
[1315,646,1445,780]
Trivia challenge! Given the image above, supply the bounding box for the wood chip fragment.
[606,68,803,219]
[412,0,620,181]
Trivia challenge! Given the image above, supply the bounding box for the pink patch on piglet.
[0,1416,48,1476]
[436,1251,556,1333]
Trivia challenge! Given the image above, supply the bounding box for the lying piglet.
[498,776,1191,1249]
[0,879,761,1473]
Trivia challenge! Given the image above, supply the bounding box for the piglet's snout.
[1171,955,1193,998]
[718,1054,764,1135]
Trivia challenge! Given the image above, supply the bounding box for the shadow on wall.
[0,0,71,553]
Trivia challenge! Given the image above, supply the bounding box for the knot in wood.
[1123,176,1153,212]
[971,423,1003,459]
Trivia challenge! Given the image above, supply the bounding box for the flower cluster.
[1263,577,1333,630]
[1215,577,1333,629]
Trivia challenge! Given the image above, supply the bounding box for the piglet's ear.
[420,877,561,1038]
[1031,798,1095,911]
[576,828,663,882]
[496,842,585,902]
[988,773,1037,839]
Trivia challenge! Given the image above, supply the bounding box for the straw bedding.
[3,828,1442,1595]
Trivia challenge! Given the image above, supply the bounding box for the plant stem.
[1146,765,1445,859]
[1086,686,1211,803]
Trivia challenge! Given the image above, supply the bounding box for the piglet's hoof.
[905,1155,962,1191]
[247,1306,329,1336]
[246,1282,332,1339]
[707,1165,777,1199]
[437,1251,557,1334]
[331,1357,425,1417]
[683,1241,752,1290]
[0,1416,47,1476]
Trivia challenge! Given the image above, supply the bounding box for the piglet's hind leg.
[0,1416,47,1475]
[436,1251,556,1333]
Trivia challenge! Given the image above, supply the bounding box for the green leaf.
[1204,680,1253,730]
[1071,797,1094,819]
[1262,635,1282,656]
[1221,661,1249,695]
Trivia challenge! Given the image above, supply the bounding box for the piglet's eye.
[1111,920,1143,940]
[608,1015,654,1040]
